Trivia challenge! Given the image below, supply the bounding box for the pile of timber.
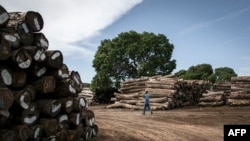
[198,83,230,107]
[213,82,231,97]
[198,91,225,107]
[79,87,95,106]
[107,74,209,110]
[0,5,98,141]
[227,76,250,106]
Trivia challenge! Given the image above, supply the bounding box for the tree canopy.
[92,30,176,88]
[91,30,176,101]
[175,64,237,83]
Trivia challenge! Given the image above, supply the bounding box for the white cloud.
[2,0,143,59]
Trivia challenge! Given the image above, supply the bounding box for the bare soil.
[89,105,250,141]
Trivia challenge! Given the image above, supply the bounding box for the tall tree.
[213,67,237,83]
[91,30,176,101]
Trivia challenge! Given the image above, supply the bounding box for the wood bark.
[0,66,12,86]
[198,101,225,107]
[0,5,9,26]
[145,88,176,95]
[24,46,46,62]
[13,125,31,141]
[73,96,87,112]
[32,76,55,93]
[44,50,63,69]
[8,11,43,33]
[58,96,74,114]
[0,29,20,49]
[70,71,83,93]
[33,32,49,50]
[11,68,27,88]
[29,124,43,141]
[56,129,69,141]
[0,110,9,126]
[0,129,16,141]
[37,99,61,117]
[228,93,250,99]
[13,85,36,109]
[10,47,33,69]
[0,87,13,111]
[39,118,58,137]
[227,99,250,106]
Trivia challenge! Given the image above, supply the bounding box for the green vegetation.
[175,64,237,83]
[91,30,176,103]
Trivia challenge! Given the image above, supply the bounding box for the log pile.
[213,82,231,97]
[107,74,209,110]
[227,76,250,106]
[198,91,225,107]
[197,83,230,107]
[0,5,98,141]
[79,87,95,106]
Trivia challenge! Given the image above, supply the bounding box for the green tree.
[175,65,237,84]
[91,30,176,102]
[187,64,213,80]
[212,67,237,83]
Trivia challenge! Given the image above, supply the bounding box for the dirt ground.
[88,105,250,141]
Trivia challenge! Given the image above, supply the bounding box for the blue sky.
[2,0,250,83]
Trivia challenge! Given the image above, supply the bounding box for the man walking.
[143,91,153,115]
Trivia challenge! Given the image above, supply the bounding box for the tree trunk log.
[37,99,61,117]
[13,125,31,141]
[68,127,83,141]
[29,124,43,141]
[56,129,69,141]
[70,71,83,93]
[0,129,16,141]
[69,112,81,127]
[57,114,69,130]
[145,88,176,95]
[32,76,55,93]
[0,87,13,111]
[227,99,250,106]
[11,68,27,88]
[198,101,225,107]
[120,99,138,105]
[39,118,58,137]
[24,46,46,62]
[0,5,9,26]
[58,96,74,114]
[73,96,87,112]
[0,39,11,60]
[1,29,20,49]
[44,50,63,69]
[28,62,47,78]
[114,92,139,100]
[54,79,77,97]
[10,47,33,69]
[228,93,250,99]
[0,66,12,86]
[13,85,36,109]
[0,110,10,126]
[33,32,49,50]
[199,95,224,102]
[8,11,43,33]
[48,63,69,80]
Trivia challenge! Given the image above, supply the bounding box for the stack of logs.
[79,87,95,106]
[227,76,250,106]
[107,74,209,110]
[198,83,230,107]
[0,5,98,141]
